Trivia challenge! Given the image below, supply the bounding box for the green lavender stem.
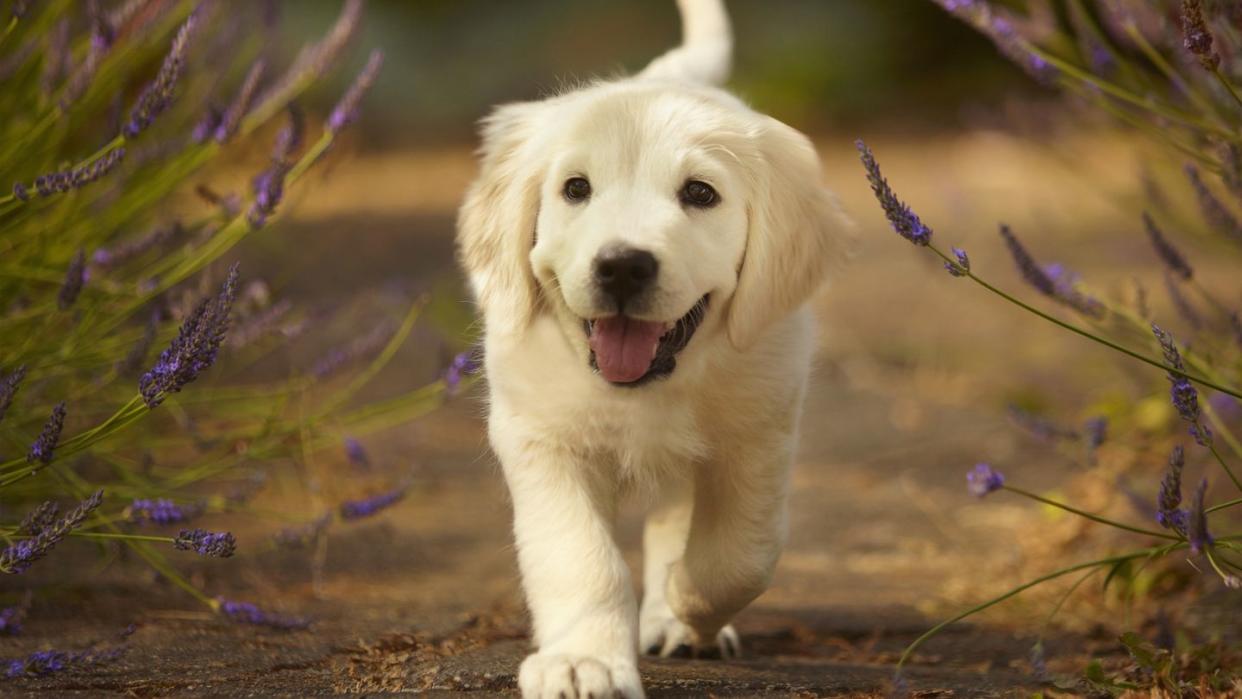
[1002,486,1178,541]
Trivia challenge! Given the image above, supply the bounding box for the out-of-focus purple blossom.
[255,0,363,113]
[271,104,304,163]
[58,250,86,310]
[1209,393,1240,421]
[26,147,125,198]
[1084,416,1107,465]
[271,514,332,549]
[931,0,1057,83]
[12,183,29,201]
[246,162,289,228]
[0,607,24,637]
[1041,261,1105,318]
[999,224,1056,296]
[1184,164,1242,243]
[4,644,127,679]
[126,498,199,525]
[328,49,383,133]
[0,490,104,575]
[1180,0,1220,70]
[1163,272,1202,331]
[1152,323,1184,371]
[1029,642,1051,682]
[57,0,117,109]
[216,598,309,630]
[123,12,198,138]
[139,264,238,408]
[967,463,1004,497]
[0,366,27,425]
[310,321,396,378]
[344,437,370,469]
[444,350,482,393]
[191,105,222,144]
[1142,212,1193,280]
[856,140,932,246]
[944,246,970,277]
[1156,445,1187,534]
[1007,406,1079,442]
[173,529,236,558]
[339,486,407,520]
[215,59,266,143]
[1186,478,1212,554]
[27,402,66,465]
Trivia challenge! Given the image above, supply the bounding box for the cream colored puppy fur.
[457,1,853,697]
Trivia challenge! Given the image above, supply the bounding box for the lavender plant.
[867,3,1242,691]
[0,0,471,643]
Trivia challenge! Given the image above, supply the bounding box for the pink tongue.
[589,317,665,383]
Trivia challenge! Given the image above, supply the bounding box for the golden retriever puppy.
[457,1,854,696]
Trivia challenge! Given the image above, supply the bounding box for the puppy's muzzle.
[593,244,658,312]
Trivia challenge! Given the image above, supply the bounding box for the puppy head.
[458,83,852,385]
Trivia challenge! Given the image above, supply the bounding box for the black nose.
[593,246,659,309]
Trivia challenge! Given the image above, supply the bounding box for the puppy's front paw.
[640,610,740,660]
[518,652,643,699]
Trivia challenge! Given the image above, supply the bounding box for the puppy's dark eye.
[563,177,592,203]
[680,180,718,208]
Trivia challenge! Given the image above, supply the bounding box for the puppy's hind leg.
[640,480,740,659]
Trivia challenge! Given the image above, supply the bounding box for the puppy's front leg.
[666,436,793,645]
[493,421,643,699]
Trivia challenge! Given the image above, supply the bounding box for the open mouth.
[583,295,709,386]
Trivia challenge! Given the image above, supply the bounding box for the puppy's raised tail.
[638,0,732,87]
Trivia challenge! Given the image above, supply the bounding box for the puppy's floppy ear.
[457,101,546,333]
[726,118,856,349]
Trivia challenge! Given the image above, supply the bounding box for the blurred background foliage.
[287,0,1043,145]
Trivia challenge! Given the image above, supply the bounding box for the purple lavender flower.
[25,147,125,198]
[27,402,66,465]
[12,183,28,201]
[967,463,1004,497]
[127,498,197,525]
[216,598,309,630]
[214,59,266,143]
[1187,478,1212,554]
[339,486,407,520]
[999,225,1056,296]
[444,350,482,393]
[0,365,27,424]
[255,0,363,112]
[93,221,183,269]
[1180,0,1220,70]
[1184,164,1242,243]
[328,49,384,133]
[19,501,59,536]
[57,0,116,109]
[139,263,239,408]
[1152,324,1212,447]
[57,250,86,310]
[931,0,1057,83]
[944,246,970,277]
[190,104,222,144]
[271,514,332,549]
[5,644,127,679]
[271,104,305,163]
[856,140,932,246]
[1084,417,1107,450]
[0,605,24,636]
[1142,213,1193,280]
[173,529,236,558]
[1156,445,1188,534]
[0,490,104,575]
[344,437,370,469]
[123,12,198,138]
[1029,641,1051,682]
[246,162,289,229]
[310,321,396,378]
